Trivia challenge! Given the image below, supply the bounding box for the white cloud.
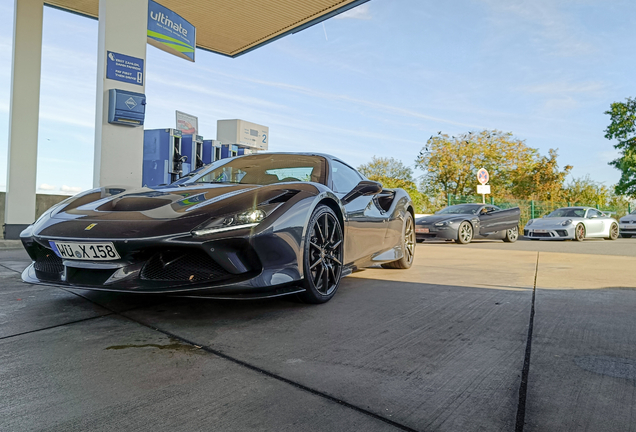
[480,0,597,56]
[335,4,372,20]
[521,81,606,96]
[39,183,56,190]
[201,70,484,130]
[60,185,82,194]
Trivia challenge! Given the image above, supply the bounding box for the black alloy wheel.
[609,223,619,240]
[455,221,473,244]
[574,223,586,242]
[382,212,415,269]
[503,226,519,243]
[298,205,344,304]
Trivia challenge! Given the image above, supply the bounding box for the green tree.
[358,156,413,181]
[605,97,636,197]
[562,175,612,206]
[357,157,430,213]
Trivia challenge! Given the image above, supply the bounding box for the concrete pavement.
[1,240,635,431]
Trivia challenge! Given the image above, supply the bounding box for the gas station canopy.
[45,0,369,57]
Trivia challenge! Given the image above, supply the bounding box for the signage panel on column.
[147,0,196,62]
[106,51,144,86]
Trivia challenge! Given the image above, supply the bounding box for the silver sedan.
[523,207,619,241]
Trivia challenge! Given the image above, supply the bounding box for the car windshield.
[184,154,326,186]
[436,205,481,215]
[547,208,586,218]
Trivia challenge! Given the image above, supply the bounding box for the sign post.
[477,168,490,204]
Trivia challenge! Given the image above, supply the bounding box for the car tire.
[622,234,633,238]
[574,223,585,241]
[503,226,519,243]
[297,205,344,304]
[382,212,415,269]
[455,221,473,244]
[608,223,619,240]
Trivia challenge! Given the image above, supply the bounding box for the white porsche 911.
[523,207,619,241]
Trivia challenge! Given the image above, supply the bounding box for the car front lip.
[20,262,306,299]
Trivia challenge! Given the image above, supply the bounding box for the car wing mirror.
[590,214,598,219]
[342,180,382,204]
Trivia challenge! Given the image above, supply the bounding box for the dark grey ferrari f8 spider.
[20,153,415,303]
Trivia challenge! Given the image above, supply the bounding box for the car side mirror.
[342,180,382,204]
[590,214,598,219]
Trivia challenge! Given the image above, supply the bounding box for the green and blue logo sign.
[147,0,196,62]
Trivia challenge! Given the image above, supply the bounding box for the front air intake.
[33,250,64,281]
[141,249,231,283]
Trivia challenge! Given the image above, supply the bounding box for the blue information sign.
[106,51,144,86]
[147,0,196,62]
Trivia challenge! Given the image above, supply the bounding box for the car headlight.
[526,219,534,226]
[434,220,454,227]
[191,207,272,237]
[561,219,573,226]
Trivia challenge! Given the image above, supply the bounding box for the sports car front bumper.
[523,226,575,240]
[415,224,458,241]
[20,226,306,298]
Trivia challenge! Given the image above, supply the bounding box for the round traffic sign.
[477,168,489,185]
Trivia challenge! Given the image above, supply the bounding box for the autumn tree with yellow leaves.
[416,130,572,202]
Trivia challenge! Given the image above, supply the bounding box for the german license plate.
[534,229,547,233]
[50,241,120,260]
[416,227,429,233]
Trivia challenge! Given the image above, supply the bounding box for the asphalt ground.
[1,237,635,431]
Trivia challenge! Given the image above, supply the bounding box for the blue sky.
[0,0,634,194]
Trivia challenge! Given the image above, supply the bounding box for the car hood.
[31,182,312,239]
[620,214,636,223]
[416,214,470,225]
[52,183,299,221]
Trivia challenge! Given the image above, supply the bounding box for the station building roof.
[45,0,369,57]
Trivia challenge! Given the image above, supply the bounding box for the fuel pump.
[143,128,185,187]
[181,134,204,174]
[202,139,222,164]
[221,144,239,159]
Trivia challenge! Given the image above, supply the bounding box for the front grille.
[531,232,552,238]
[141,249,231,283]
[34,251,64,274]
